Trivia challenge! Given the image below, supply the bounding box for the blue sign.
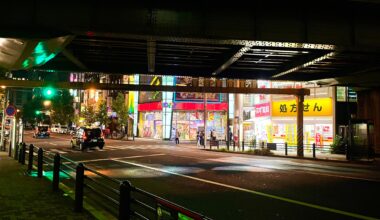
[5,105,16,117]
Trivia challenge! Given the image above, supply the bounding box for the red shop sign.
[255,103,270,117]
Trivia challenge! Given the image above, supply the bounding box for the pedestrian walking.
[175,130,180,144]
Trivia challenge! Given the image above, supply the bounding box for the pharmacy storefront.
[271,98,334,146]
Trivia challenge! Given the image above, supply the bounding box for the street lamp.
[43,100,51,107]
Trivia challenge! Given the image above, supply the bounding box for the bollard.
[312,143,316,158]
[75,163,85,212]
[233,140,235,151]
[8,140,11,157]
[53,153,61,191]
[226,140,229,151]
[21,143,26,165]
[285,142,288,156]
[18,143,23,163]
[28,144,34,172]
[37,148,43,178]
[119,180,132,220]
[242,141,244,152]
[261,141,265,149]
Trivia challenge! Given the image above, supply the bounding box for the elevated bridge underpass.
[0,1,380,88]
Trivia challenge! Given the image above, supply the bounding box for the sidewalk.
[0,151,95,220]
[175,141,379,164]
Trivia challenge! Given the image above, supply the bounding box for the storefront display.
[138,112,162,139]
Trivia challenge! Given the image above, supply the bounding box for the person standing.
[175,129,180,144]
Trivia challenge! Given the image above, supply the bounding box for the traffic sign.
[5,105,16,117]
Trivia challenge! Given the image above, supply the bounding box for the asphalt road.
[24,131,380,220]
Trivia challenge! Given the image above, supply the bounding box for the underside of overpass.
[0,0,379,88]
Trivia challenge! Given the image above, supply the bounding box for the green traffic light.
[42,87,56,98]
[35,110,41,115]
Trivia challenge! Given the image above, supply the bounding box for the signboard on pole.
[5,105,16,117]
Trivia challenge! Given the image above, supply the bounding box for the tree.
[95,98,109,127]
[112,92,128,133]
[50,90,74,125]
[81,105,96,125]
[22,96,44,125]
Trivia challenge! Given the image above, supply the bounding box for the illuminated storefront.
[168,77,228,141]
[240,81,335,148]
[271,97,334,146]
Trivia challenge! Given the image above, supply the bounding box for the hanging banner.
[272,98,332,117]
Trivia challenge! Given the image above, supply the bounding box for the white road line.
[49,143,58,146]
[207,157,380,183]
[49,149,68,154]
[76,153,166,163]
[112,159,379,220]
[297,171,380,183]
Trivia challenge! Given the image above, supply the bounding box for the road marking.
[295,171,380,183]
[208,157,380,183]
[76,153,165,163]
[112,159,379,220]
[49,143,58,146]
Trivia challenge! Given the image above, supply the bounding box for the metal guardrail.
[16,142,212,220]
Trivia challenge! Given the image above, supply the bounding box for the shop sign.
[255,103,270,117]
[272,98,332,117]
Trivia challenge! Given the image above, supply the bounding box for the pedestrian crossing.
[47,144,185,154]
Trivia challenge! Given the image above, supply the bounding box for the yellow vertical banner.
[266,125,273,143]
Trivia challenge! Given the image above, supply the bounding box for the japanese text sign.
[272,98,332,117]
[255,102,270,117]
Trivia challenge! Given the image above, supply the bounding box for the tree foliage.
[22,96,44,125]
[50,90,74,125]
[81,105,96,125]
[112,92,128,127]
[95,98,109,127]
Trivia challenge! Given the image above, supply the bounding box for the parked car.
[71,127,104,151]
[59,125,69,134]
[33,126,50,138]
[51,124,60,133]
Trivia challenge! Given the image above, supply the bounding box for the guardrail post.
[21,143,26,165]
[312,143,316,158]
[285,142,288,156]
[242,141,244,152]
[75,163,85,212]
[53,153,60,191]
[28,144,34,172]
[119,180,132,220]
[8,139,12,157]
[37,148,43,178]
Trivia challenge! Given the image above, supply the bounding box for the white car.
[51,124,60,133]
[59,125,68,134]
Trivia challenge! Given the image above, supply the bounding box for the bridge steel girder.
[0,2,379,50]
[0,80,310,96]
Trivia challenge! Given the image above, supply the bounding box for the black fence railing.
[16,142,212,220]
